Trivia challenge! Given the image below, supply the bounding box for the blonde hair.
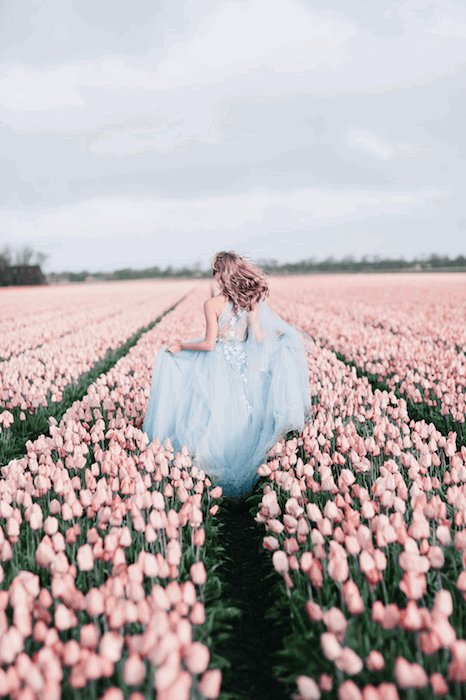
[211,251,269,312]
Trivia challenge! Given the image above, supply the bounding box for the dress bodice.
[216,303,249,344]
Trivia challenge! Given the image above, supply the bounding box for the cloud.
[0,187,449,246]
[347,130,395,160]
[425,15,466,38]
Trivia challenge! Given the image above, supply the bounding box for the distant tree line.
[1,245,466,286]
[257,253,466,275]
[0,245,48,286]
[46,252,466,283]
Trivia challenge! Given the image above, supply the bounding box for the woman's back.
[216,298,264,344]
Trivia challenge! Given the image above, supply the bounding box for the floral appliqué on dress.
[216,307,252,415]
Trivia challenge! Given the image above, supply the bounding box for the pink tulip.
[430,615,456,647]
[320,632,342,661]
[399,600,422,632]
[0,626,23,664]
[272,550,289,574]
[268,519,285,534]
[428,546,445,569]
[394,656,428,688]
[399,571,427,600]
[345,535,361,556]
[365,650,385,671]
[184,642,210,674]
[337,680,363,700]
[141,552,158,578]
[181,580,197,607]
[193,528,205,546]
[296,675,321,700]
[63,638,81,666]
[361,686,380,700]
[430,672,449,696]
[7,517,20,543]
[80,623,99,650]
[167,540,182,566]
[76,544,94,572]
[451,639,466,662]
[319,674,333,692]
[190,561,207,585]
[197,669,222,699]
[342,580,365,615]
[436,525,451,546]
[377,683,399,700]
[29,507,44,530]
[322,607,348,642]
[447,659,466,682]
[85,588,105,617]
[433,590,453,618]
[154,653,180,691]
[55,604,78,631]
[335,647,363,675]
[263,535,280,552]
[309,561,323,588]
[189,601,205,625]
[382,603,401,629]
[456,571,466,592]
[99,632,124,663]
[305,601,323,622]
[300,551,314,572]
[99,689,124,700]
[123,654,146,686]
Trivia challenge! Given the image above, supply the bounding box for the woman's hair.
[211,251,269,311]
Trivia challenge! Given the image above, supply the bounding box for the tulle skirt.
[143,302,312,497]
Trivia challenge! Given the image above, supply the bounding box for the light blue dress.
[143,299,312,497]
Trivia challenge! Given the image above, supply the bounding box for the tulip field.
[1,273,466,699]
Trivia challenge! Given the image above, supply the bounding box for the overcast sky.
[1,0,465,272]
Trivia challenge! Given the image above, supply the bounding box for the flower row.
[0,280,195,430]
[269,274,466,436]
[255,278,466,698]
[0,281,226,700]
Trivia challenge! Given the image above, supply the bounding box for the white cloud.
[346,129,429,160]
[0,1,356,114]
[1,187,449,244]
[425,16,466,38]
[347,130,395,160]
[0,0,465,129]
[152,0,355,86]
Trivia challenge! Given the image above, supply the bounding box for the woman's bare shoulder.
[208,293,229,306]
[206,294,230,316]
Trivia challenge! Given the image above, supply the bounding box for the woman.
[143,251,312,497]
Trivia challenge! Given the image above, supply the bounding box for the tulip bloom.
[197,668,222,699]
[365,650,385,671]
[296,675,321,700]
[76,544,94,572]
[394,656,428,688]
[190,562,207,585]
[123,654,146,686]
[337,680,363,700]
[272,550,289,574]
[320,632,342,661]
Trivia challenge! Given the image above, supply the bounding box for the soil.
[217,493,293,700]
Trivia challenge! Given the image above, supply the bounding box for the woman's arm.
[167,299,218,353]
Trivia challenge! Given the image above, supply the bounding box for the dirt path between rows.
[218,495,292,700]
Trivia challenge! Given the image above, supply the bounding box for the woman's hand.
[166,342,182,355]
